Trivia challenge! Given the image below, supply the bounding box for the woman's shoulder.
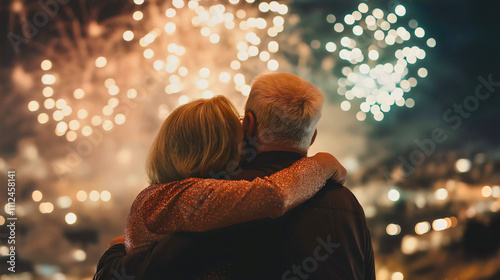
[135,178,207,202]
[138,178,201,194]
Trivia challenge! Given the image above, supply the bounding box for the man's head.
[244,73,324,153]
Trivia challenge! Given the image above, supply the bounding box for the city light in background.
[1,0,499,279]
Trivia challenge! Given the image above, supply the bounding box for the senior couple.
[93,73,375,279]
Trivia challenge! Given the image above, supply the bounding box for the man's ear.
[242,112,256,139]
[310,129,317,146]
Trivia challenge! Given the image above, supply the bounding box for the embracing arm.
[143,153,346,234]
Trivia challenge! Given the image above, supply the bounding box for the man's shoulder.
[308,180,366,216]
[232,155,366,217]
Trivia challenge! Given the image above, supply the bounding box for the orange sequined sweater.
[125,157,327,253]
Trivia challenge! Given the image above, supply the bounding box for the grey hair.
[244,73,324,150]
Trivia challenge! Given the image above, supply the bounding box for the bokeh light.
[76,190,87,202]
[32,190,43,202]
[455,158,471,173]
[386,223,401,236]
[57,196,72,209]
[65,213,77,225]
[39,202,54,214]
[388,189,401,201]
[415,221,431,235]
[72,249,86,262]
[434,188,448,200]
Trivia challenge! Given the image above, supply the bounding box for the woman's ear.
[243,112,256,139]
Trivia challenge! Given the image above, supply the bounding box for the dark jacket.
[93,151,375,280]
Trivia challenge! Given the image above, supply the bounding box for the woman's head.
[146,96,243,184]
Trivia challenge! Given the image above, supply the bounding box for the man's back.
[221,151,375,279]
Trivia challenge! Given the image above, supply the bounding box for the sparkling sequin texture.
[125,157,327,253]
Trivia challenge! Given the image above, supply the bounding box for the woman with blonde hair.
[121,96,346,254]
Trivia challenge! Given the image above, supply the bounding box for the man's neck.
[257,145,308,157]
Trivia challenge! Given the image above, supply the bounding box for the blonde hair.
[245,73,324,150]
[146,96,243,184]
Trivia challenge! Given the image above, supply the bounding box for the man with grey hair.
[242,72,324,153]
[225,72,375,279]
